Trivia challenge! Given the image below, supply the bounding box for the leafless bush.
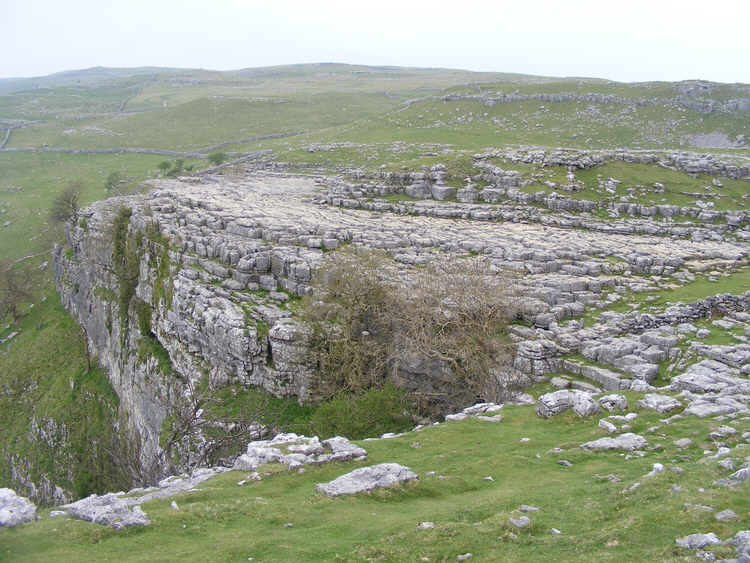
[0,262,33,323]
[303,248,397,396]
[156,378,292,477]
[49,182,82,224]
[303,247,523,413]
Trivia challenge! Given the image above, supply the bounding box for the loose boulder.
[0,488,37,528]
[234,433,366,471]
[675,532,721,549]
[636,394,682,413]
[508,516,531,528]
[598,394,628,412]
[315,463,418,497]
[580,433,648,451]
[536,390,601,418]
[60,494,150,529]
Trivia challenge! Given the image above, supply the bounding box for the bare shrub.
[157,378,300,477]
[303,248,397,396]
[303,247,522,413]
[0,262,33,323]
[49,182,82,224]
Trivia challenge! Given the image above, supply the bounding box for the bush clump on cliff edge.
[303,247,522,415]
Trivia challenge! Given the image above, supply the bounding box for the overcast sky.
[2,0,749,83]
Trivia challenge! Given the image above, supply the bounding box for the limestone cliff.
[54,186,318,478]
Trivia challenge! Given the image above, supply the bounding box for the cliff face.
[54,189,317,477]
[52,170,750,482]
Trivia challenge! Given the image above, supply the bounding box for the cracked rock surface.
[315,463,418,497]
[233,433,367,471]
[0,488,37,528]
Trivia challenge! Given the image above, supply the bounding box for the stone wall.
[438,92,750,116]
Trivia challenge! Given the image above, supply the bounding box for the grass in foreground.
[2,392,748,562]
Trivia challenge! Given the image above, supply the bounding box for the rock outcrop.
[0,488,37,528]
[315,463,418,496]
[233,433,367,471]
[580,433,648,451]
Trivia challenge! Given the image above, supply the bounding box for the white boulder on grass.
[536,390,601,418]
[0,488,37,528]
[315,463,418,497]
[580,433,648,451]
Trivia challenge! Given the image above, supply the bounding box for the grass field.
[0,290,124,501]
[2,397,748,562]
[0,152,204,263]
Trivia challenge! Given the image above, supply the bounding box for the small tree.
[158,379,278,475]
[303,249,522,413]
[157,161,172,176]
[105,171,122,191]
[166,159,185,177]
[0,262,33,323]
[49,182,82,224]
[208,151,227,166]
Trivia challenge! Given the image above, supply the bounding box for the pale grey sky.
[2,0,749,83]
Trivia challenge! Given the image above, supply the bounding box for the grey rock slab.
[550,376,570,389]
[685,401,742,418]
[476,414,504,422]
[461,402,503,416]
[716,509,739,521]
[508,515,531,528]
[125,467,229,506]
[234,433,366,471]
[60,494,150,529]
[644,463,664,478]
[718,459,735,471]
[672,360,748,394]
[685,504,715,512]
[315,463,418,497]
[598,419,618,433]
[637,394,683,414]
[431,185,456,201]
[536,389,601,418]
[580,365,629,391]
[536,390,574,417]
[710,425,738,439]
[598,394,628,412]
[729,467,750,481]
[0,488,37,528]
[571,380,603,394]
[580,433,648,451]
[729,531,750,550]
[675,533,721,549]
[572,391,602,417]
[629,380,656,392]
[674,438,693,449]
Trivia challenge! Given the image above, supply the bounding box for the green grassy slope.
[0,291,125,501]
[2,398,748,562]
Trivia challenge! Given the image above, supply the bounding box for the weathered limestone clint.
[53,171,750,479]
